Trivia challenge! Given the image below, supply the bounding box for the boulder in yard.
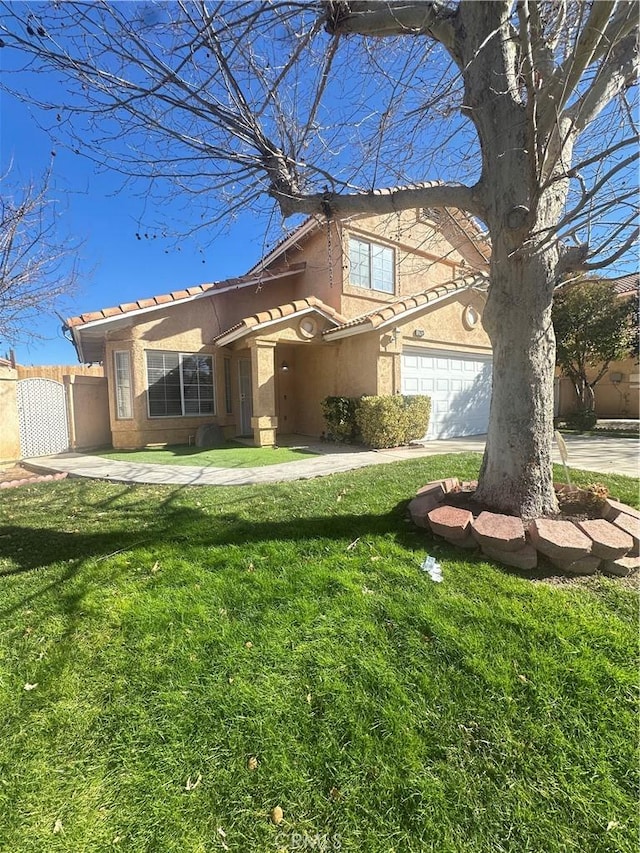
[195,423,225,448]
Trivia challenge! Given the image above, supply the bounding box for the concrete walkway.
[23,433,639,486]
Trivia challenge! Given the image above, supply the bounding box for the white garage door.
[402,349,492,439]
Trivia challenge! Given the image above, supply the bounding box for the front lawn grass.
[0,453,637,853]
[96,440,319,468]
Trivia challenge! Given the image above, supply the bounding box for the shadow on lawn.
[0,506,419,577]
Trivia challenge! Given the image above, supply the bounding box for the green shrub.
[356,396,406,448]
[321,396,361,442]
[323,394,432,448]
[355,395,431,448]
[565,408,597,431]
[403,395,432,442]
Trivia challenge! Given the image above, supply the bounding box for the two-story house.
[65,208,493,448]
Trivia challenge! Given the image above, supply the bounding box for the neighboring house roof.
[246,184,491,275]
[212,296,347,347]
[323,273,488,341]
[610,272,639,296]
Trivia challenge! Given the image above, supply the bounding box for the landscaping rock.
[441,477,460,494]
[603,555,640,577]
[610,512,640,556]
[0,471,67,489]
[427,505,473,540]
[442,531,477,549]
[576,518,634,560]
[460,480,478,492]
[408,493,441,529]
[604,499,640,521]
[195,423,225,448]
[552,554,601,575]
[481,542,538,570]
[471,512,527,552]
[416,481,446,503]
[529,518,592,563]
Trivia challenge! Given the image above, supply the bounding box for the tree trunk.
[475,241,560,519]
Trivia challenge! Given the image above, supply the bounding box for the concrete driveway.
[22,432,638,486]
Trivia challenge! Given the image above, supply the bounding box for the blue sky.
[1,4,635,365]
[1,86,277,365]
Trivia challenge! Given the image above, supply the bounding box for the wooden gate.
[16,378,70,458]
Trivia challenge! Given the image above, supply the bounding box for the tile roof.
[212,296,347,344]
[323,273,488,337]
[65,263,307,329]
[610,272,639,295]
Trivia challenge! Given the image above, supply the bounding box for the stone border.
[409,479,640,577]
[0,472,68,490]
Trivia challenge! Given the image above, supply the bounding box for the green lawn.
[0,454,637,853]
[96,441,319,468]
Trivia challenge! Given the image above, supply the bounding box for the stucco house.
[65,207,494,449]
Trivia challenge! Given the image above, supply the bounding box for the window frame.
[145,350,216,419]
[348,236,395,294]
[113,350,133,420]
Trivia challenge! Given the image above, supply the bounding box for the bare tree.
[0,166,78,346]
[1,0,637,516]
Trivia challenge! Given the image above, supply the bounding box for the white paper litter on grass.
[421,555,443,582]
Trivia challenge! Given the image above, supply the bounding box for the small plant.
[556,481,610,515]
[582,482,610,510]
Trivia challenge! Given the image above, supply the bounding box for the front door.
[238,358,253,436]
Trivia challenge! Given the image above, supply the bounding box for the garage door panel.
[401,349,492,440]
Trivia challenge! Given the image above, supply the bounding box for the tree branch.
[326,1,458,53]
[269,179,484,220]
[566,32,638,133]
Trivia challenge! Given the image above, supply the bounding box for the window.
[223,357,233,414]
[114,350,133,419]
[146,351,215,418]
[348,237,394,293]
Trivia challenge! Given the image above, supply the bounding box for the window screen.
[146,351,214,418]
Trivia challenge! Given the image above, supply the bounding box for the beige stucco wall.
[557,356,639,419]
[289,225,344,313]
[64,375,111,450]
[339,210,473,320]
[398,291,491,353]
[0,365,20,463]
[260,210,479,322]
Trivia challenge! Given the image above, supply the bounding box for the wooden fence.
[16,364,104,381]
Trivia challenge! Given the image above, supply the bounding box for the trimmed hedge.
[322,395,432,448]
[356,396,406,448]
[320,394,430,449]
[402,395,432,442]
[321,396,361,442]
